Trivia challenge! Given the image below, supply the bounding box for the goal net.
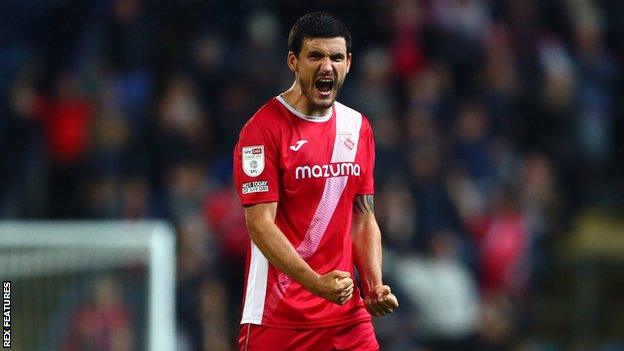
[0,221,175,351]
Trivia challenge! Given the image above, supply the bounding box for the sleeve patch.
[242,145,265,177]
[242,180,269,194]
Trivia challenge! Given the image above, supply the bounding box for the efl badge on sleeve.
[242,145,265,177]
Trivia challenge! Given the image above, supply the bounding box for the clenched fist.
[309,270,354,305]
[364,285,398,316]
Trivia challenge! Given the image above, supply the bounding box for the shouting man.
[234,12,398,351]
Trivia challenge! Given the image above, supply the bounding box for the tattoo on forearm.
[354,195,375,214]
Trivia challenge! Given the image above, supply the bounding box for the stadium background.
[2,0,624,350]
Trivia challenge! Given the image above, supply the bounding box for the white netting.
[0,222,175,351]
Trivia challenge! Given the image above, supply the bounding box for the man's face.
[288,37,352,112]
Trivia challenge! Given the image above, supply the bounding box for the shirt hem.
[250,313,371,329]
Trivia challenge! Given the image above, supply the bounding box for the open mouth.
[314,77,334,97]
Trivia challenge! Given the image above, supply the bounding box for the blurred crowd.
[2,0,623,350]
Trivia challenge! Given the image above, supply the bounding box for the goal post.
[0,221,176,351]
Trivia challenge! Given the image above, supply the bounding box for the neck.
[281,81,332,116]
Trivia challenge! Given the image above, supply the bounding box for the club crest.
[339,132,354,150]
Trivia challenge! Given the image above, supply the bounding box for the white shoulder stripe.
[332,101,362,163]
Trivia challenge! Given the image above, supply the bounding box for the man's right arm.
[244,202,354,305]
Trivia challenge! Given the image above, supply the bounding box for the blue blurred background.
[1,0,624,350]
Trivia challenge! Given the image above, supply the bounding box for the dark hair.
[288,12,352,56]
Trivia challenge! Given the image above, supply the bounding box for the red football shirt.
[233,96,376,328]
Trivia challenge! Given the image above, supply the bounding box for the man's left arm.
[352,194,398,316]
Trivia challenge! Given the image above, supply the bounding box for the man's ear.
[346,52,352,74]
[287,51,298,73]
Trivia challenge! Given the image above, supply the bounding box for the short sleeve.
[358,116,375,195]
[233,117,280,206]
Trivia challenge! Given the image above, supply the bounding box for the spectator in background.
[37,70,94,218]
[451,100,493,192]
[154,73,212,169]
[377,175,417,254]
[203,183,248,331]
[348,46,396,119]
[391,229,479,351]
[476,188,528,298]
[102,0,154,125]
[198,280,230,351]
[175,214,218,351]
[569,1,618,204]
[407,143,462,249]
[5,60,47,218]
[61,276,134,351]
